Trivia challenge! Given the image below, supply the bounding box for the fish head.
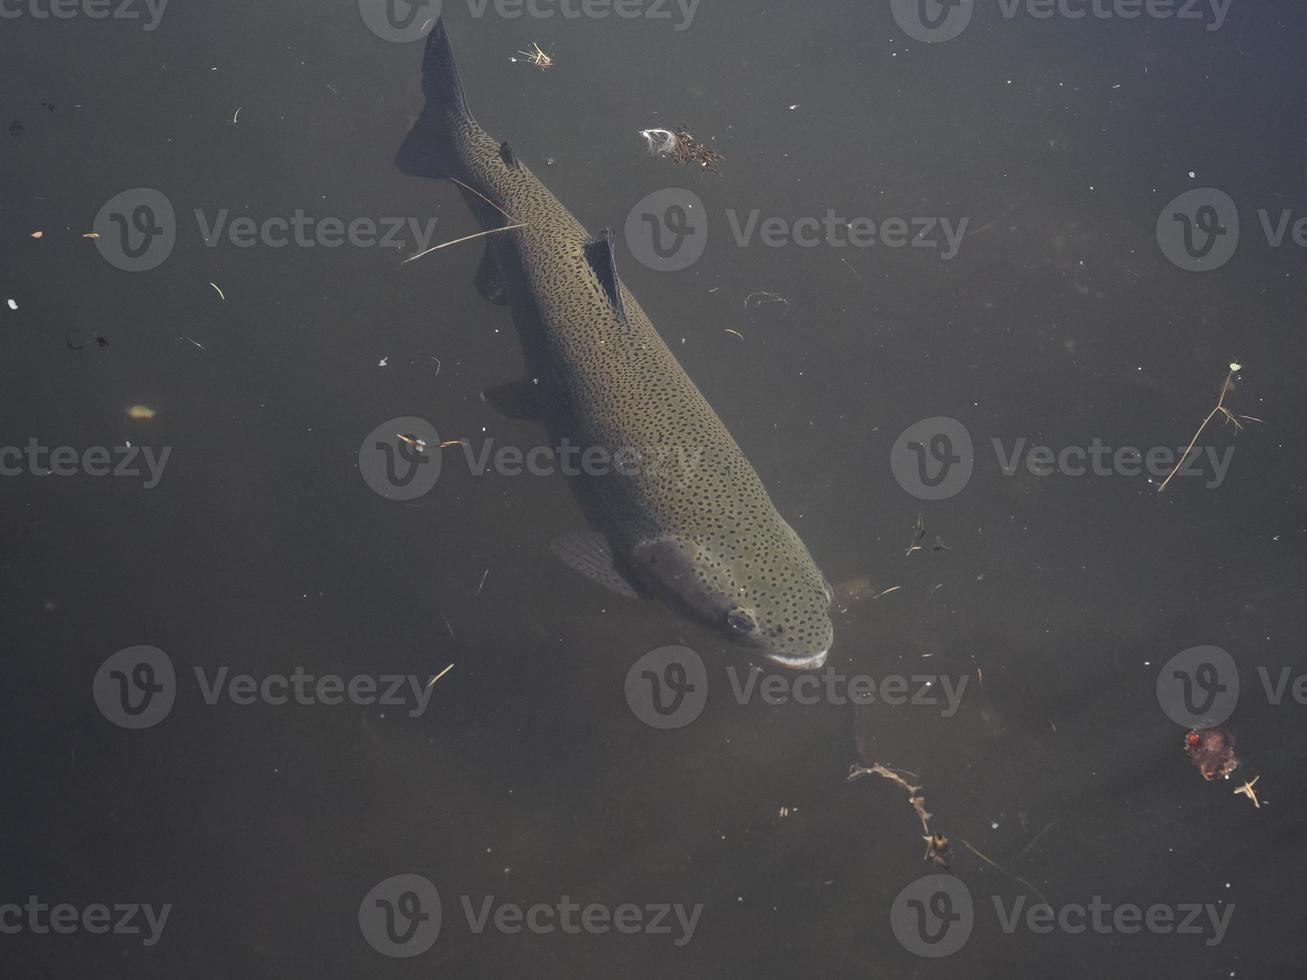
[633,534,834,669]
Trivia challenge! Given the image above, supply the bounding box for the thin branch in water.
[1156,362,1262,493]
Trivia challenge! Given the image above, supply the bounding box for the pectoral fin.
[551,532,640,598]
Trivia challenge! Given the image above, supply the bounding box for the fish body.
[397,20,833,667]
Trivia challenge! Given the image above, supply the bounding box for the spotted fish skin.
[397,20,833,668]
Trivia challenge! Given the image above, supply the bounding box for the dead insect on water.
[638,125,723,173]
[510,42,553,70]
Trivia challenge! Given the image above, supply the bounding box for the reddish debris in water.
[1185,727,1239,781]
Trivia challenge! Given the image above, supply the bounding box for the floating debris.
[1157,362,1260,493]
[127,405,156,421]
[510,42,553,70]
[1233,775,1263,808]
[426,663,454,689]
[743,291,790,314]
[65,328,108,350]
[29,231,43,239]
[638,125,723,173]
[5,299,16,311]
[850,763,950,868]
[1185,727,1239,781]
[209,282,226,301]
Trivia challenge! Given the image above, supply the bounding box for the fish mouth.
[762,646,829,671]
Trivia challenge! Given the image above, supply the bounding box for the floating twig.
[1157,362,1261,493]
[426,663,454,689]
[402,224,526,264]
[849,762,951,867]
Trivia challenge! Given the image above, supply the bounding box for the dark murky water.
[3,2,1305,977]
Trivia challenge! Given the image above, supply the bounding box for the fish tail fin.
[396,18,478,180]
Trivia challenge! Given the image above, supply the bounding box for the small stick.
[402,224,526,264]
[449,178,523,225]
[426,663,454,689]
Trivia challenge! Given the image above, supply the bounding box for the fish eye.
[725,608,757,634]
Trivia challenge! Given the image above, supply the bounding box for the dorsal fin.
[499,141,520,170]
[583,230,626,323]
